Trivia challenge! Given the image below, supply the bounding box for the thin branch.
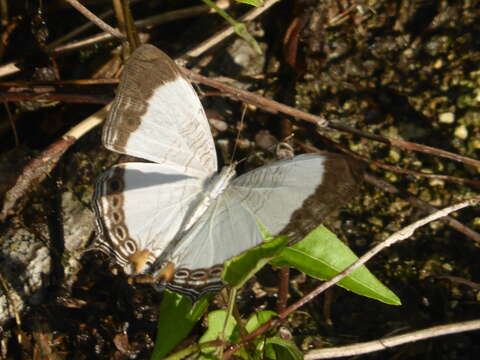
[111,0,127,38]
[276,267,290,314]
[183,70,480,168]
[363,173,480,243]
[296,139,480,243]
[48,0,143,49]
[328,123,480,168]
[435,275,480,290]
[223,197,480,358]
[0,105,109,221]
[0,61,21,78]
[314,137,480,187]
[49,4,228,55]
[4,102,18,146]
[304,319,480,359]
[185,69,330,128]
[122,0,141,49]
[64,0,126,42]
[0,91,111,104]
[0,79,119,86]
[64,104,110,139]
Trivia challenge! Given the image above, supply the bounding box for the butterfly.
[93,44,363,300]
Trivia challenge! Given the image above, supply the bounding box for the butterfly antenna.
[230,104,248,165]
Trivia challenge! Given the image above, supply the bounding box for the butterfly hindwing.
[230,153,364,245]
[93,162,205,275]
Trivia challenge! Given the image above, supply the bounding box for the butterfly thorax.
[207,165,237,197]
[183,165,236,231]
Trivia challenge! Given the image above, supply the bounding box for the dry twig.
[64,0,126,42]
[304,319,480,359]
[0,105,109,221]
[184,70,480,168]
[295,140,480,243]
[50,4,230,55]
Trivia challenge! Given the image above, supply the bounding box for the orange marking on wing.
[128,250,154,274]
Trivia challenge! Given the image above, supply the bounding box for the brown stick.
[304,319,480,359]
[64,0,126,41]
[313,137,480,188]
[0,79,119,86]
[276,267,290,314]
[0,91,111,104]
[296,139,480,243]
[0,106,108,221]
[363,173,480,243]
[183,70,480,169]
[49,4,229,55]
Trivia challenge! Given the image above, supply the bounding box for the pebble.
[454,124,468,139]
[439,112,455,123]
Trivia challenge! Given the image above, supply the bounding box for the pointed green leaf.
[265,337,303,360]
[271,225,401,305]
[199,310,237,358]
[222,234,290,289]
[244,310,277,333]
[236,0,264,6]
[231,310,278,359]
[151,291,210,359]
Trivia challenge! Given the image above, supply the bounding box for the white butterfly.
[93,44,362,299]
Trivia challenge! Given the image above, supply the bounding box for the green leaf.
[245,310,277,333]
[151,291,210,359]
[271,225,401,305]
[200,310,278,360]
[236,0,264,6]
[199,310,237,358]
[265,337,303,360]
[222,233,290,289]
[242,312,279,360]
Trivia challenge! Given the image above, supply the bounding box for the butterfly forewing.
[103,44,217,178]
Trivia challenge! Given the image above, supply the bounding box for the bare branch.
[64,0,126,41]
[304,319,480,359]
[0,105,109,221]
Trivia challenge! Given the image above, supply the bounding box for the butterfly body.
[93,44,363,300]
[182,165,237,232]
